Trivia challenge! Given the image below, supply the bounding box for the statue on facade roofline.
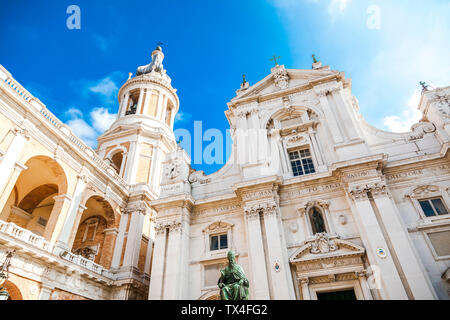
[218,250,249,300]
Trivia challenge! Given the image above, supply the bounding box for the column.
[236,113,249,165]
[262,206,295,299]
[155,94,165,120]
[141,88,150,114]
[169,105,176,130]
[100,228,118,269]
[122,208,145,268]
[299,278,311,300]
[148,226,167,300]
[245,207,270,299]
[370,184,436,299]
[128,141,141,185]
[356,271,373,300]
[330,88,360,140]
[159,96,168,122]
[67,204,87,249]
[118,92,130,118]
[118,152,128,177]
[0,162,27,220]
[55,174,88,250]
[136,88,144,115]
[314,89,344,144]
[38,284,54,300]
[144,215,155,275]
[163,218,190,299]
[0,128,29,205]
[347,185,408,299]
[43,194,72,243]
[308,128,325,169]
[110,211,129,269]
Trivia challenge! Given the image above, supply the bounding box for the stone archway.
[4,280,23,300]
[0,155,68,241]
[71,195,116,268]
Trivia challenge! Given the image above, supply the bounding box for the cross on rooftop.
[270,54,281,66]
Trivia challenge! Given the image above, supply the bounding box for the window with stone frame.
[210,233,228,251]
[407,185,450,221]
[289,148,316,177]
[202,221,234,255]
[418,197,449,217]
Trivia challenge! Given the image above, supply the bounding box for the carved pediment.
[232,68,338,101]
[408,185,441,198]
[290,234,365,264]
[202,221,234,234]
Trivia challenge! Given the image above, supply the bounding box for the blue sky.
[1,0,449,174]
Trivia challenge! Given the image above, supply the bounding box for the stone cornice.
[150,193,195,211]
[228,72,344,109]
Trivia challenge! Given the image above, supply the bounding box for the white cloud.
[66,117,98,146]
[271,0,350,18]
[88,77,118,104]
[383,90,422,132]
[65,107,83,118]
[65,107,116,148]
[90,107,116,132]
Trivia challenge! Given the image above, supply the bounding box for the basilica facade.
[0,47,449,300]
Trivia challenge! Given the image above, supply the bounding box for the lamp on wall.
[0,250,15,300]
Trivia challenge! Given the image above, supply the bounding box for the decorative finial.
[312,54,318,63]
[270,54,281,67]
[242,74,247,84]
[419,81,429,91]
[128,72,132,80]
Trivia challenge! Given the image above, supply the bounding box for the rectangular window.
[419,198,449,217]
[210,234,228,251]
[289,148,316,177]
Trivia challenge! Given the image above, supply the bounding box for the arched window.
[110,151,123,174]
[309,207,327,234]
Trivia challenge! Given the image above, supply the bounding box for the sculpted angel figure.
[218,250,249,300]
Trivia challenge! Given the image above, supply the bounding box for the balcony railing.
[0,220,112,278]
[0,220,54,253]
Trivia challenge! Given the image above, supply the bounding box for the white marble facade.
[0,49,449,300]
[149,60,450,300]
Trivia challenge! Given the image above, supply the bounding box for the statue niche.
[310,207,326,234]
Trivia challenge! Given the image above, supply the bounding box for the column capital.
[154,224,167,236]
[13,126,30,140]
[244,200,278,219]
[103,227,119,236]
[123,206,147,216]
[14,161,28,172]
[76,174,90,184]
[348,185,369,201]
[299,277,309,285]
[355,270,368,279]
[366,181,389,198]
[53,194,72,203]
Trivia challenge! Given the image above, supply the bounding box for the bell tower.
[97,45,179,196]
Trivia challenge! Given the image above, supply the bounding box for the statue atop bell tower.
[136,44,165,76]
